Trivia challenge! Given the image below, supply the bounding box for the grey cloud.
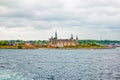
[0,0,120,40]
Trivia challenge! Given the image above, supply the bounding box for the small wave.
[0,69,26,80]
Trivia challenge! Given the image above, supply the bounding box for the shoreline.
[0,47,117,50]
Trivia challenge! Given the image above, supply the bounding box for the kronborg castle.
[49,31,78,47]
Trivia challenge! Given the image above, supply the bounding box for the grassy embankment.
[0,44,114,49]
[0,45,18,49]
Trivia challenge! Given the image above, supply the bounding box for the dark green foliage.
[55,46,60,48]
[18,42,22,49]
[43,40,49,44]
[78,40,120,45]
[69,46,74,48]
[0,40,8,45]
[35,40,40,45]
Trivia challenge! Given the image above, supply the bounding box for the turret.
[76,36,78,41]
[55,31,57,39]
[51,36,53,39]
[70,34,73,40]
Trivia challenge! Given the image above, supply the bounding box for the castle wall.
[49,38,78,47]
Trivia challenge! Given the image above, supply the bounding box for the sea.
[0,48,120,80]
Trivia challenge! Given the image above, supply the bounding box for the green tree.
[90,42,97,46]
[18,42,22,49]
[0,41,8,45]
[35,40,40,45]
[43,40,49,45]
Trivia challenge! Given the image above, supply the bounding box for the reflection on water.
[0,49,120,80]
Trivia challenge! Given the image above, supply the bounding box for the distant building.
[8,41,15,46]
[49,31,78,47]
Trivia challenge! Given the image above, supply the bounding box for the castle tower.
[55,31,57,39]
[76,36,78,41]
[71,34,73,40]
[76,36,78,45]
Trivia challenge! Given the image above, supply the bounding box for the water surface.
[0,49,120,80]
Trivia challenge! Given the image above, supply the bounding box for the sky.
[0,0,120,40]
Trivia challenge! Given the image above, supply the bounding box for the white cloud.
[0,0,120,40]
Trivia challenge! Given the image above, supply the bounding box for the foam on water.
[0,69,26,80]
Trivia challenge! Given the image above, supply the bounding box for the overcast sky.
[0,0,120,40]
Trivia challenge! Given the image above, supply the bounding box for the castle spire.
[76,35,78,40]
[55,30,57,39]
[71,34,73,39]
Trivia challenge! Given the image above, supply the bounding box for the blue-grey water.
[0,48,120,80]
